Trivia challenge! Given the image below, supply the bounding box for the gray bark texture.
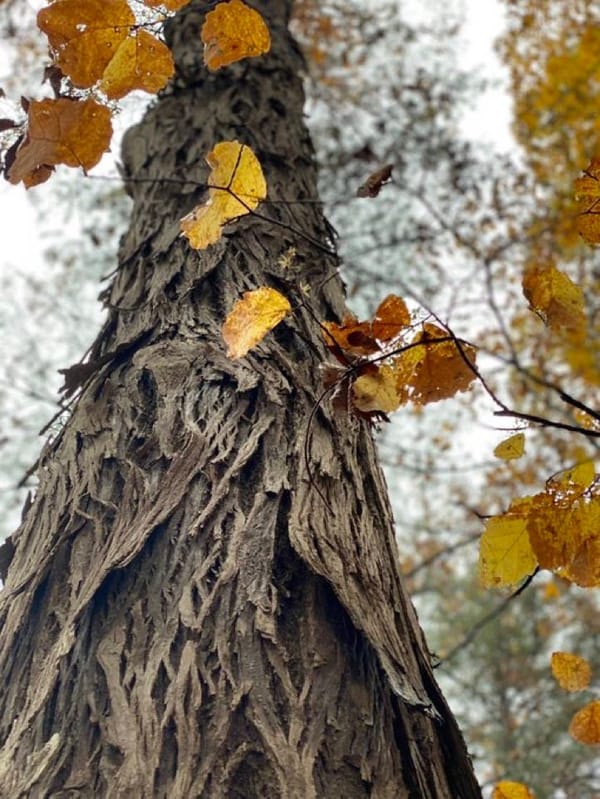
[0,2,482,797]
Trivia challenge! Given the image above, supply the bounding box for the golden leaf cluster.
[479,462,600,588]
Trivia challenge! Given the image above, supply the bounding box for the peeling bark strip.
[0,2,481,797]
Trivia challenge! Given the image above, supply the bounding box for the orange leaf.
[551,652,592,692]
[492,781,536,799]
[8,98,112,187]
[322,294,410,359]
[522,263,585,332]
[222,287,290,358]
[180,140,267,249]
[142,0,191,10]
[100,30,174,99]
[568,700,600,745]
[372,294,410,341]
[201,0,271,71]
[396,324,477,405]
[494,433,525,461]
[38,0,134,88]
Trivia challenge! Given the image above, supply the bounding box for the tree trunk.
[0,3,482,797]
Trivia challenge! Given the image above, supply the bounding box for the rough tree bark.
[0,2,482,797]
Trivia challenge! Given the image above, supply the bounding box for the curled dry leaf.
[201,0,271,71]
[222,287,291,359]
[7,98,112,187]
[181,140,267,250]
[551,651,592,692]
[356,163,393,198]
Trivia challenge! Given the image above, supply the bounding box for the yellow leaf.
[492,781,536,799]
[222,288,290,359]
[494,433,525,461]
[551,460,595,491]
[37,0,135,88]
[479,498,538,588]
[99,30,174,99]
[8,98,112,187]
[551,652,592,692]
[181,140,266,249]
[352,365,404,414]
[569,700,600,745]
[201,0,271,71]
[522,263,585,332]
[396,324,477,405]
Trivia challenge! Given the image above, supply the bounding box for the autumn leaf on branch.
[551,651,592,692]
[201,0,271,71]
[394,323,477,405]
[7,98,112,187]
[479,462,600,589]
[478,496,538,588]
[180,140,267,249]
[322,294,410,359]
[222,287,291,358]
[37,0,174,99]
[522,262,586,333]
[574,157,600,245]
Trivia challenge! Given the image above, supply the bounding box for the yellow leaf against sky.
[522,263,585,333]
[201,0,271,71]
[551,652,592,692]
[8,98,112,187]
[479,498,538,588]
[568,700,600,745]
[222,288,291,359]
[99,30,174,99]
[352,365,404,414]
[38,0,134,88]
[181,140,267,250]
[494,433,525,461]
[492,781,536,799]
[396,324,477,405]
